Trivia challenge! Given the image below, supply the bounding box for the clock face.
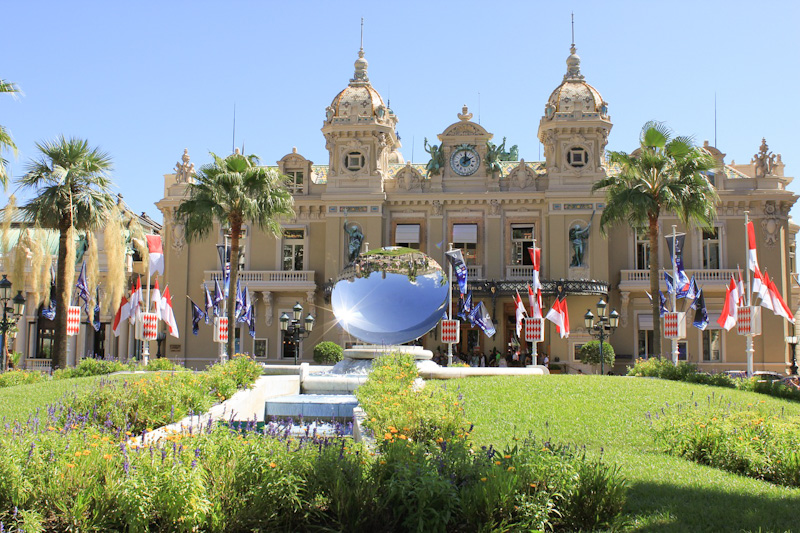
[450,148,480,176]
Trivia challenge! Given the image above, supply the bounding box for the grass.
[452,375,800,532]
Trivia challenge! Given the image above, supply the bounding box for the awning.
[395,224,420,244]
[453,224,478,244]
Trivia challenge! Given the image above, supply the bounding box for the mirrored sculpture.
[331,247,448,345]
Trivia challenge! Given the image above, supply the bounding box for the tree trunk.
[226,215,241,359]
[53,221,71,369]
[649,214,662,357]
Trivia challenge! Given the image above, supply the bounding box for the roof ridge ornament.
[564,13,584,82]
[350,18,370,85]
[458,105,473,121]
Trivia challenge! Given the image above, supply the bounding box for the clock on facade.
[450,145,480,176]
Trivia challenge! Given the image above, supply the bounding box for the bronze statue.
[423,137,444,177]
[569,211,595,267]
[485,137,507,176]
[342,210,364,263]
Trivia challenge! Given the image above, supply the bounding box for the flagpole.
[142,262,150,364]
[672,225,679,365]
[531,237,538,365]
[447,242,454,367]
[744,211,754,376]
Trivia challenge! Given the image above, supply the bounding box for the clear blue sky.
[3,1,800,225]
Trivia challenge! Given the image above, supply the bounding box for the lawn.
[453,375,800,532]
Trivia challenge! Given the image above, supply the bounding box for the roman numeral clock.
[450,144,480,176]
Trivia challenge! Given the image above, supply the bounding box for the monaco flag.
[528,247,542,291]
[112,295,131,337]
[160,286,180,338]
[546,293,570,339]
[528,283,543,319]
[757,270,773,311]
[128,277,142,324]
[747,221,759,273]
[146,234,165,276]
[717,276,738,331]
[151,278,162,316]
[514,290,527,339]
[767,276,795,323]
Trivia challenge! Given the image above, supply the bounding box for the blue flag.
[445,249,469,295]
[457,291,473,322]
[75,260,91,313]
[92,286,101,332]
[247,295,256,338]
[471,301,496,338]
[686,276,699,301]
[203,283,213,324]
[42,273,56,320]
[213,279,224,317]
[190,299,206,336]
[646,291,669,318]
[693,289,709,330]
[665,233,691,296]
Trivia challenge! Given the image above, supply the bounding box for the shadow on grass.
[627,479,800,532]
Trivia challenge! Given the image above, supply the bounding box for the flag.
[514,290,526,338]
[692,289,708,330]
[213,279,224,317]
[767,276,795,323]
[746,221,759,273]
[757,270,773,311]
[458,291,473,324]
[129,277,142,324]
[161,286,179,338]
[146,234,164,276]
[528,247,541,291]
[203,283,213,324]
[190,298,206,335]
[753,265,765,296]
[151,278,162,316]
[75,260,91,313]
[248,296,256,338]
[665,233,691,294]
[686,276,699,301]
[444,249,468,295]
[92,286,101,332]
[645,290,668,317]
[737,266,745,306]
[717,277,738,331]
[471,301,496,337]
[546,293,569,339]
[112,295,131,337]
[528,283,542,319]
[234,280,245,321]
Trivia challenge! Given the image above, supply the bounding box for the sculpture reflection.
[332,247,448,345]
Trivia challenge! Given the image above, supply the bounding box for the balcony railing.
[620,269,737,289]
[506,265,533,280]
[204,270,316,290]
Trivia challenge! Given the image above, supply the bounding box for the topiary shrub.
[313,341,343,365]
[579,341,615,372]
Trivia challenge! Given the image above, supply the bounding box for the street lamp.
[0,275,26,371]
[584,298,619,375]
[786,335,798,376]
[279,302,315,365]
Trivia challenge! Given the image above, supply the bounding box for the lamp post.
[279,302,315,365]
[583,297,619,375]
[786,335,798,376]
[0,275,26,372]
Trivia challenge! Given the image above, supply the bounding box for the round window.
[567,147,587,168]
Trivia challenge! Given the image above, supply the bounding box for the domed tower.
[321,48,400,194]
[537,43,612,191]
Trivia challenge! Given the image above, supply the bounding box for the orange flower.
[66,463,76,468]
[495,461,502,466]
[480,477,488,482]
[504,454,511,459]
[90,443,99,448]
[269,462,277,468]
[103,454,113,460]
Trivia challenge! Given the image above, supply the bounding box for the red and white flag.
[546,294,570,339]
[717,276,738,331]
[128,276,142,324]
[527,283,543,319]
[752,265,765,296]
[146,234,164,276]
[151,278,162,316]
[747,221,759,273]
[160,286,180,338]
[514,290,527,338]
[757,270,773,311]
[736,266,745,306]
[767,276,795,323]
[112,295,131,337]
[528,247,541,291]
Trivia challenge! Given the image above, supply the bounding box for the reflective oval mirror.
[331,247,449,345]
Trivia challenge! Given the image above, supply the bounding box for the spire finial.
[571,12,574,47]
[351,19,369,85]
[360,17,364,53]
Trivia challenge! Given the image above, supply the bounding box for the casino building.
[156,43,799,373]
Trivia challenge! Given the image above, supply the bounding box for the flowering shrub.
[652,398,800,487]
[0,369,48,389]
[53,357,130,379]
[627,357,800,401]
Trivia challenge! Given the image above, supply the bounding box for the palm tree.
[177,151,295,358]
[592,121,718,357]
[20,136,115,369]
[0,79,21,188]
